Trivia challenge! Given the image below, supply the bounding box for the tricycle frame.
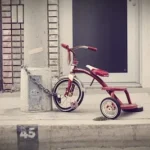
[71,66,137,110]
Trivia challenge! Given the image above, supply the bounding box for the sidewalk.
[0,89,150,121]
[0,89,150,148]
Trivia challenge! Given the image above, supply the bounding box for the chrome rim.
[101,99,118,119]
[55,81,80,109]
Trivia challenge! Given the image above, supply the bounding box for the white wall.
[141,0,150,88]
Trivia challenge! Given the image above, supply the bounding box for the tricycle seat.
[86,65,109,77]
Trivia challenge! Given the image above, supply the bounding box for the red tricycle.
[52,43,143,119]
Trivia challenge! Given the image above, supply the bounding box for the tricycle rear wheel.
[100,97,121,119]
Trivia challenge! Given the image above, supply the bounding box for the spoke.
[61,97,67,106]
[55,81,80,109]
[65,97,69,107]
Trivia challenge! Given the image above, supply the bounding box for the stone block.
[1,0,10,4]
[3,48,11,53]
[49,53,58,59]
[49,23,58,29]
[50,60,58,65]
[12,36,21,41]
[3,78,13,84]
[12,24,21,29]
[49,47,58,53]
[3,84,12,90]
[2,6,11,11]
[3,60,12,65]
[13,78,20,83]
[3,36,11,42]
[13,54,21,59]
[12,0,19,4]
[49,17,58,23]
[12,42,21,47]
[48,11,58,17]
[48,0,58,4]
[48,5,58,11]
[13,66,21,71]
[2,30,11,35]
[49,29,58,34]
[3,54,11,59]
[18,5,24,23]
[13,60,21,65]
[2,12,11,17]
[3,66,12,71]
[12,30,20,35]
[2,18,11,23]
[49,41,58,47]
[12,48,21,53]
[20,67,52,112]
[3,72,12,78]
[2,24,11,30]
[13,72,21,77]
[51,65,58,71]
[3,42,11,47]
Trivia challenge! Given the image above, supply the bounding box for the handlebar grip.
[88,46,97,51]
[61,43,69,49]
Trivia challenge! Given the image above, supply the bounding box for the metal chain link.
[21,65,55,97]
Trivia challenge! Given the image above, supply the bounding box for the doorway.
[59,0,140,87]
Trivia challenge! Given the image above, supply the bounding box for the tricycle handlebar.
[61,43,97,64]
[61,43,97,52]
[72,45,97,51]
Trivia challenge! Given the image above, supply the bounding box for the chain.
[21,65,55,97]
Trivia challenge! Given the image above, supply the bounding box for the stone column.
[24,0,48,67]
[20,0,52,111]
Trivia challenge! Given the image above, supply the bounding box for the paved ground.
[0,89,150,122]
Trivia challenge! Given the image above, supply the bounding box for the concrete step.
[0,120,150,148]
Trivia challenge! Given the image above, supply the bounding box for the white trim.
[139,0,143,86]
[86,65,97,71]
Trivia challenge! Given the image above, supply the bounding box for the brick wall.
[48,0,60,77]
[1,0,60,91]
[1,0,24,91]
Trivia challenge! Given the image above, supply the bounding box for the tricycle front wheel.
[100,97,121,119]
[52,77,84,112]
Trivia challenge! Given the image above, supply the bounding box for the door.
[0,0,3,91]
[59,0,140,87]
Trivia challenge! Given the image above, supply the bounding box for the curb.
[0,121,150,149]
